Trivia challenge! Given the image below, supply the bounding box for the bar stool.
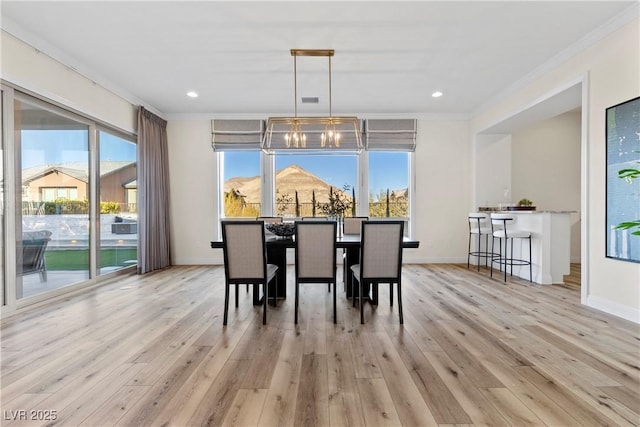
[467,213,493,271]
[490,213,532,282]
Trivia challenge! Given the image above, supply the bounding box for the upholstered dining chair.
[221,220,278,325]
[341,216,368,284]
[294,220,337,324]
[343,216,368,235]
[351,220,405,324]
[257,216,283,224]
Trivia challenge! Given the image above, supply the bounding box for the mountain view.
[225,164,351,204]
[224,164,408,217]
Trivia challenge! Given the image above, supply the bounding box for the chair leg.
[263,281,268,325]
[295,281,300,324]
[490,236,495,278]
[529,237,533,282]
[333,281,337,324]
[504,238,508,282]
[352,276,357,307]
[223,283,230,325]
[467,232,471,268]
[397,282,403,324]
[484,234,489,267]
[360,281,365,324]
[389,282,393,306]
[235,284,239,307]
[477,232,482,271]
[273,276,278,307]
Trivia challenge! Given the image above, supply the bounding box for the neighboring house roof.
[22,161,135,185]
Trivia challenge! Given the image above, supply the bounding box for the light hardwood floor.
[1,264,638,427]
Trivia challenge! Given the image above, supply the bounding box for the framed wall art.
[606,96,640,263]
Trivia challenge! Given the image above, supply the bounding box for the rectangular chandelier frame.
[261,49,363,154]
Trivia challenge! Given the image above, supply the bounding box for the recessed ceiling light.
[186,91,199,98]
[432,91,443,98]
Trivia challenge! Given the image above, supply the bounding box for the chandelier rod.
[328,54,332,118]
[294,54,298,118]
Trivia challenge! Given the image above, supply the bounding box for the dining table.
[211,233,420,305]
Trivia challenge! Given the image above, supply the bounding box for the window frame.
[218,150,415,237]
[0,85,137,315]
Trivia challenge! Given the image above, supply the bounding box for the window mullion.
[261,152,275,216]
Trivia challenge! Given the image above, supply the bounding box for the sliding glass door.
[15,96,90,299]
[98,130,137,275]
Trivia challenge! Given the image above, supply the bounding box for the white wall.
[472,17,640,322]
[166,120,219,264]
[511,112,582,261]
[474,134,511,208]
[413,120,471,263]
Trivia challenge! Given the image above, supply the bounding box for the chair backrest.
[360,221,404,280]
[18,230,52,275]
[343,216,368,235]
[257,216,283,224]
[301,217,329,220]
[468,212,488,232]
[490,213,515,233]
[221,221,267,280]
[295,221,337,279]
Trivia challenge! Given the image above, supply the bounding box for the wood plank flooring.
[1,263,638,427]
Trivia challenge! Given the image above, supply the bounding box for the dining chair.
[341,216,368,284]
[490,213,532,282]
[343,216,369,235]
[257,216,283,224]
[351,220,405,324]
[221,220,278,325]
[467,212,492,271]
[294,220,337,324]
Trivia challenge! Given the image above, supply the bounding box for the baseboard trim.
[586,294,640,324]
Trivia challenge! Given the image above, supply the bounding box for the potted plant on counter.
[509,198,536,211]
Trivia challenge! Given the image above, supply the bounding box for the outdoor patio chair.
[18,230,52,282]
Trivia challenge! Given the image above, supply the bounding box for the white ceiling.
[0,1,636,120]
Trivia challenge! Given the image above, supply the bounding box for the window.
[16,96,90,299]
[275,154,357,218]
[216,119,415,235]
[368,152,410,219]
[99,130,137,276]
[222,151,261,217]
[41,187,78,201]
[0,88,138,308]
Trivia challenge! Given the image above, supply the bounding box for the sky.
[21,130,136,169]
[224,151,409,193]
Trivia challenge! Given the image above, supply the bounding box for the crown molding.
[474,3,639,117]
[1,19,164,120]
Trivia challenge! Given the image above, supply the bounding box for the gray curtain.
[137,107,171,273]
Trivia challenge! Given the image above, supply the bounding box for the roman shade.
[211,119,264,151]
[365,119,417,152]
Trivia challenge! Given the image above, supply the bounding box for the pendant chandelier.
[261,49,362,154]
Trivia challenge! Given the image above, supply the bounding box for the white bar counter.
[494,210,573,285]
